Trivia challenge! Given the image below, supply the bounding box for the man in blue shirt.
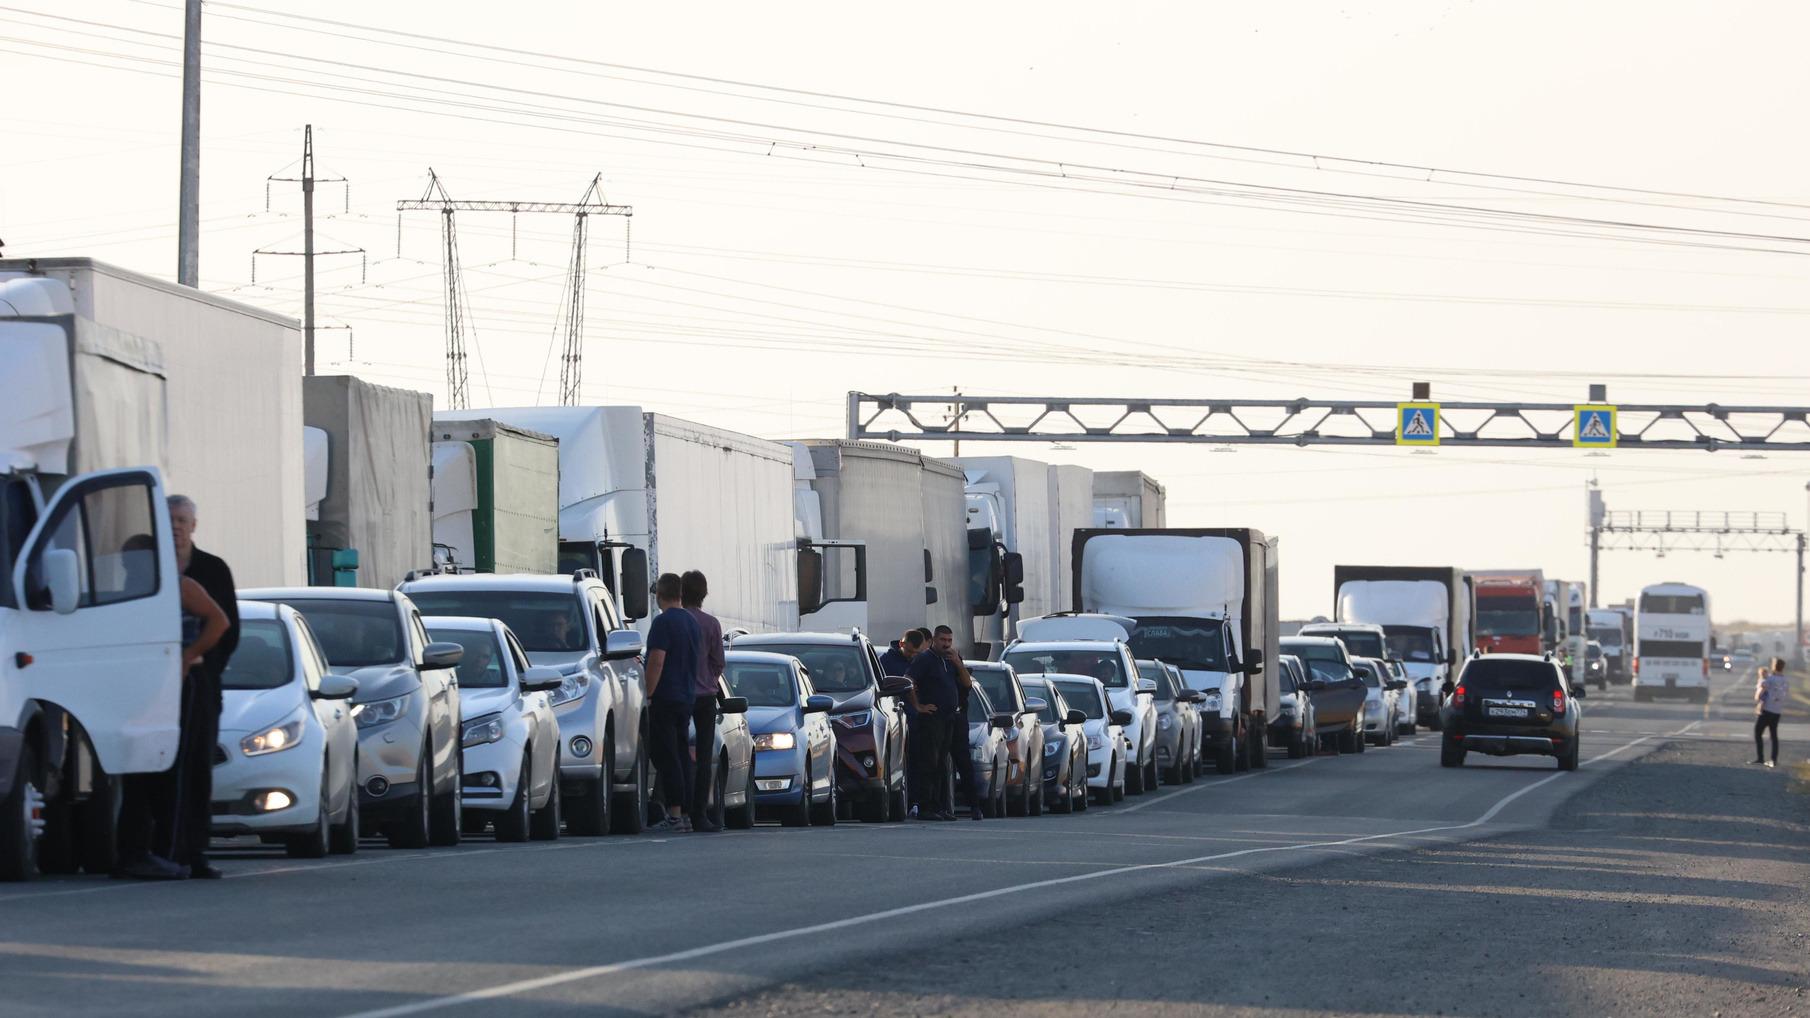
[907,632,959,821]
[644,572,701,833]
[879,630,916,677]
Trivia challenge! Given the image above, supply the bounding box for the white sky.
[4,1,1808,627]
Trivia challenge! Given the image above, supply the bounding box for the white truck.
[958,456,1093,657]
[303,374,434,588]
[1072,527,1280,774]
[1586,607,1631,684]
[1,261,301,878]
[1091,470,1166,529]
[789,440,966,644]
[1332,565,1474,730]
[463,406,798,634]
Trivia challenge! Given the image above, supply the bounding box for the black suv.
[1440,653,1584,770]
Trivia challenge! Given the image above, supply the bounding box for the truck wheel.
[0,745,43,881]
[1215,731,1238,774]
[611,743,648,835]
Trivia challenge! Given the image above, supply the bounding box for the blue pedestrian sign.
[1574,404,1617,448]
[1396,402,1440,446]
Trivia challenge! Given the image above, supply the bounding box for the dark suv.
[1439,653,1583,770]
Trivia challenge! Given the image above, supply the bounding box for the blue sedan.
[724,651,838,827]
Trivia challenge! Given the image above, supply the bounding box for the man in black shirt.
[906,634,957,821]
[933,626,982,821]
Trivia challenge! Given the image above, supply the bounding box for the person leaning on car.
[907,630,959,821]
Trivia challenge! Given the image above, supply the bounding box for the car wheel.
[887,768,908,824]
[330,762,360,855]
[1352,722,1368,754]
[286,772,332,859]
[810,765,839,826]
[709,753,729,830]
[781,764,812,828]
[387,743,433,849]
[428,744,463,847]
[1439,737,1466,768]
[530,758,562,842]
[727,762,757,830]
[567,734,612,837]
[1557,740,1580,771]
[496,751,532,843]
[0,743,43,881]
[611,741,648,836]
[1029,771,1045,817]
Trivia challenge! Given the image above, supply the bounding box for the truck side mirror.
[1243,648,1264,674]
[797,546,823,617]
[1002,551,1025,606]
[43,548,81,616]
[923,548,934,583]
[925,585,939,606]
[1446,649,1457,666]
[619,547,649,621]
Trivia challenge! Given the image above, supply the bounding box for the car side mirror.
[989,712,1015,730]
[879,676,914,698]
[1178,690,1204,703]
[1065,709,1086,726]
[1571,685,1587,699]
[313,673,359,700]
[1302,679,1324,691]
[719,695,749,715]
[420,641,465,671]
[804,694,834,714]
[520,666,565,693]
[42,548,81,615]
[1025,697,1048,713]
[1137,678,1157,693]
[1388,679,1407,690]
[1243,648,1265,674]
[604,630,644,661]
[1109,708,1133,727]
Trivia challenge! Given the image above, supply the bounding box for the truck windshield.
[1004,649,1128,688]
[220,620,294,690]
[1383,627,1437,663]
[1124,619,1228,673]
[1588,627,1622,648]
[406,591,587,653]
[277,599,405,667]
[1051,680,1105,719]
[740,643,870,693]
[1476,600,1538,637]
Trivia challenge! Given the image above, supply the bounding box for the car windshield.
[1125,618,1228,672]
[970,668,1021,712]
[220,619,294,690]
[405,591,587,653]
[741,644,869,693]
[1306,630,1384,658]
[272,599,404,668]
[1588,627,1623,648]
[1476,601,1539,637]
[1052,680,1105,719]
[1003,649,1127,688]
[1383,627,1437,662]
[725,662,797,707]
[426,626,507,688]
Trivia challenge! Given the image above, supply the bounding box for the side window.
[588,595,610,648]
[589,586,621,634]
[797,666,814,698]
[505,630,531,674]
[293,615,327,691]
[29,477,161,610]
[408,611,430,662]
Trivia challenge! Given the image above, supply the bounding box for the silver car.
[402,573,649,836]
[241,587,465,849]
[1140,658,1204,785]
[697,675,756,830]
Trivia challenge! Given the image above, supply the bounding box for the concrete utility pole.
[302,125,315,375]
[177,0,201,287]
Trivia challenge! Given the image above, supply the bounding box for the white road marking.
[336,736,1655,1017]
[1113,757,1319,815]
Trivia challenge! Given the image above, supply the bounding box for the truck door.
[9,468,182,776]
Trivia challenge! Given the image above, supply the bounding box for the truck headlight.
[241,719,304,756]
[547,668,589,708]
[352,693,411,730]
[753,732,795,752]
[462,712,505,748]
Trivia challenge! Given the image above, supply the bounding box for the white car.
[1003,615,1159,794]
[425,617,565,842]
[1050,675,1129,805]
[212,601,362,858]
[1355,657,1401,746]
[1386,658,1418,736]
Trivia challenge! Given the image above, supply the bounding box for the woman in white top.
[1753,657,1788,768]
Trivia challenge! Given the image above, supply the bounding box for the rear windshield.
[1052,680,1105,718]
[273,599,404,668]
[1639,640,1705,659]
[725,662,797,707]
[970,668,1021,712]
[221,619,294,690]
[1640,593,1704,614]
[406,591,587,653]
[1307,630,1384,659]
[1459,659,1563,691]
[1004,649,1127,689]
[426,626,508,688]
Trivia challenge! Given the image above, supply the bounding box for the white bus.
[1633,582,1712,703]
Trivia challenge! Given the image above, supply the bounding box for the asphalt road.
[0,671,1801,1017]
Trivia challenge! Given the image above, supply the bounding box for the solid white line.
[1672,720,1703,736]
[1113,756,1318,815]
[335,735,1654,1018]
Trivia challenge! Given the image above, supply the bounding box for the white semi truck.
[958,457,1093,657]
[1,261,301,878]
[1332,565,1474,730]
[1091,470,1166,529]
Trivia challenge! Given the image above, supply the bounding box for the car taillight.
[1701,658,1709,678]
[1552,689,1566,715]
[1632,657,1640,677]
[1453,685,1466,707]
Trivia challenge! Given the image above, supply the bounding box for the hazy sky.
[4,1,1808,626]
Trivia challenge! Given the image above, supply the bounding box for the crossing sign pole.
[1396,402,1440,446]
[1574,404,1618,448]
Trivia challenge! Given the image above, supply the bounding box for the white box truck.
[957,457,1094,657]
[303,375,434,588]
[1072,527,1280,773]
[1332,565,1474,729]
[1092,470,1166,529]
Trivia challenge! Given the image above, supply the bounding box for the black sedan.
[1440,653,1584,770]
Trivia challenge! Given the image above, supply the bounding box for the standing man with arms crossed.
[682,570,725,833]
[169,495,240,878]
[644,573,701,833]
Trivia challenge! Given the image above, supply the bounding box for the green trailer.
[431,418,559,574]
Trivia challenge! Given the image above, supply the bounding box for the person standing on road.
[907,630,957,821]
[934,625,983,821]
[682,570,725,833]
[1753,657,1788,768]
[644,573,701,833]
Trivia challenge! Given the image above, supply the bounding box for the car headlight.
[1043,740,1062,757]
[462,712,505,748]
[833,710,871,728]
[1201,692,1222,711]
[752,731,796,752]
[1086,734,1105,751]
[352,693,411,730]
[241,719,303,756]
[547,668,589,708]
[1158,714,1173,731]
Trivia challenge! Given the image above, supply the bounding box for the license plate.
[1487,706,1529,718]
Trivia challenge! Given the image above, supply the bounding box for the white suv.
[1002,614,1159,795]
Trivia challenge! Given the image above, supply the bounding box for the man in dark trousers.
[168,494,239,878]
[681,570,725,833]
[643,573,701,833]
[933,625,982,821]
[906,630,958,821]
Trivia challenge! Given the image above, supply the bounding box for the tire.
[1428,714,1444,732]
[1008,765,1029,817]
[1028,771,1044,817]
[495,752,532,843]
[530,761,562,841]
[73,766,121,875]
[286,773,332,859]
[428,745,463,847]
[780,765,811,827]
[1126,749,1146,794]
[0,744,42,882]
[859,761,891,823]
[1111,755,1126,803]
[708,753,729,830]
[387,746,433,849]
[727,764,757,831]
[1440,738,1466,768]
[1287,728,1308,759]
[810,769,839,826]
[329,765,360,855]
[887,762,909,823]
[566,734,613,837]
[1351,722,1368,754]
[611,741,648,835]
[1557,741,1580,771]
[1216,732,1238,775]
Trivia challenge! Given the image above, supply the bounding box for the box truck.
[1470,570,1548,656]
[957,457,1093,656]
[1092,470,1166,529]
[429,418,559,574]
[1072,528,1280,773]
[302,375,433,588]
[1586,607,1630,684]
[1332,565,1473,729]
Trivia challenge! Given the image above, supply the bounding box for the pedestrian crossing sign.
[1396,402,1440,446]
[1574,404,1617,448]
